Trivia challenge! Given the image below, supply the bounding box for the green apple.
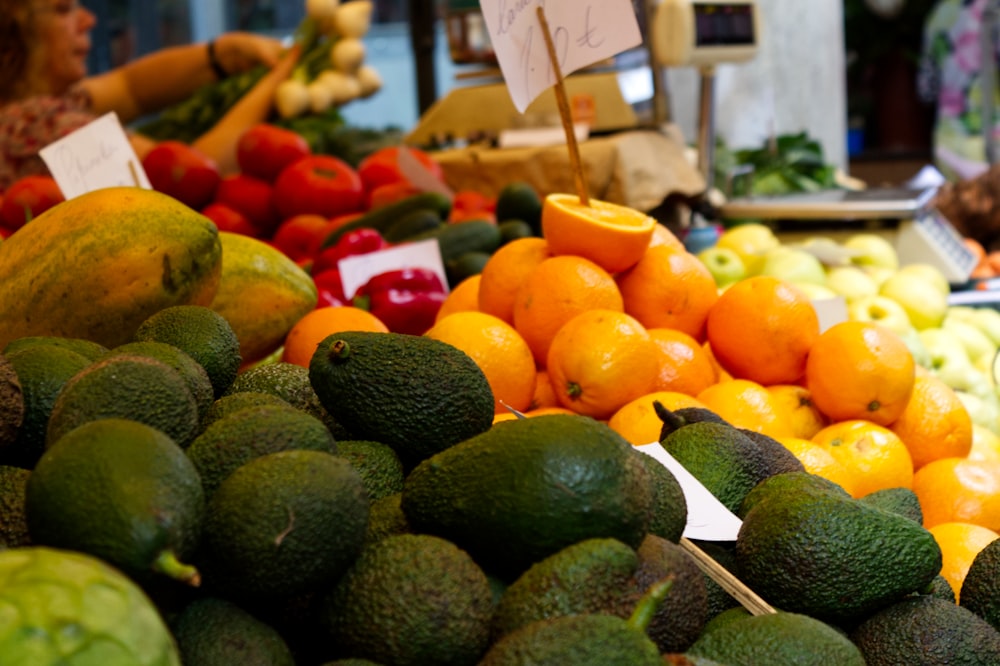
[715,223,780,276]
[696,246,747,288]
[943,315,998,365]
[974,351,997,388]
[844,233,900,270]
[791,282,839,300]
[972,308,1000,347]
[919,327,976,390]
[846,294,914,336]
[897,262,951,298]
[825,265,879,302]
[895,326,933,370]
[862,265,897,288]
[956,389,1000,433]
[879,272,948,330]
[760,246,829,286]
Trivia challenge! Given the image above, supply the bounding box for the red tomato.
[449,189,496,223]
[273,155,364,220]
[0,175,64,230]
[357,146,444,193]
[366,181,423,210]
[213,173,279,236]
[141,141,220,210]
[271,214,334,263]
[200,202,259,237]
[236,124,312,183]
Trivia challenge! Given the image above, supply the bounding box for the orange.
[889,374,974,471]
[705,276,820,386]
[608,390,708,446]
[540,193,656,273]
[969,424,1000,463]
[928,522,1000,601]
[530,369,559,410]
[695,378,793,438]
[703,342,734,382]
[478,237,552,324]
[647,328,718,397]
[492,405,576,425]
[648,223,686,251]
[805,320,916,427]
[512,255,624,366]
[776,436,857,496]
[425,311,537,414]
[912,457,1000,531]
[767,384,829,440]
[545,309,658,420]
[810,419,914,498]
[616,245,719,340]
[281,305,388,368]
[435,274,481,322]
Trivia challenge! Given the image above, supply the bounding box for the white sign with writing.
[39,111,151,199]
[478,0,643,112]
[338,239,449,300]
[634,442,743,541]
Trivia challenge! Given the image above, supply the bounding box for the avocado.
[738,470,850,519]
[186,404,337,497]
[199,449,368,602]
[308,331,494,468]
[491,538,640,639]
[654,402,727,440]
[321,533,494,666]
[736,488,942,624]
[688,611,866,665]
[401,414,653,578]
[107,340,215,420]
[632,447,687,543]
[335,440,405,502]
[26,418,203,585]
[172,597,295,666]
[365,492,410,545]
[0,354,23,451]
[199,391,291,432]
[961,537,1000,630]
[45,353,201,448]
[927,574,958,603]
[0,465,30,548]
[3,335,108,360]
[737,428,806,477]
[858,486,924,524]
[134,304,242,397]
[2,345,90,468]
[685,539,741,621]
[851,595,1000,664]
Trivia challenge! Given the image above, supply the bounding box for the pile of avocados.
[1,308,1000,665]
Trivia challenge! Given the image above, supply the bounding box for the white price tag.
[478,0,642,112]
[39,112,151,199]
[338,239,449,300]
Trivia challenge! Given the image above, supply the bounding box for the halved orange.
[541,193,656,273]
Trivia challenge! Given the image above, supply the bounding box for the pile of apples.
[696,223,1000,437]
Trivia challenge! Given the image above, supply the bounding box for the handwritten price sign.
[479,0,642,112]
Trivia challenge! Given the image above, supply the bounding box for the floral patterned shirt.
[0,86,96,191]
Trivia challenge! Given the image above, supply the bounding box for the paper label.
[397,146,454,198]
[338,239,449,300]
[39,112,151,199]
[478,0,642,112]
[634,442,743,541]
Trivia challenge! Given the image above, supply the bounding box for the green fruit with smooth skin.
[495,181,543,232]
[401,414,653,578]
[26,418,204,585]
[309,331,494,467]
[0,546,182,665]
[172,597,295,666]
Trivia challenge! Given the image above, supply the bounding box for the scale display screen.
[694,4,756,47]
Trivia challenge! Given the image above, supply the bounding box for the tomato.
[273,155,364,220]
[357,146,444,193]
[200,202,260,237]
[236,124,312,183]
[0,175,64,230]
[141,141,220,210]
[449,189,496,223]
[270,214,334,263]
[366,181,423,210]
[213,173,279,236]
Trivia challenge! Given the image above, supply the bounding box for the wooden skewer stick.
[680,537,777,616]
[535,6,590,206]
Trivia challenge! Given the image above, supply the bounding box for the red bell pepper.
[312,227,388,275]
[312,268,347,308]
[353,267,447,336]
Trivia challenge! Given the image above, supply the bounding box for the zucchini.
[319,191,452,249]
[383,208,446,243]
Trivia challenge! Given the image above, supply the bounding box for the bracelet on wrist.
[206,40,229,79]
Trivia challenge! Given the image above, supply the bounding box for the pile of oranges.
[280,191,1000,601]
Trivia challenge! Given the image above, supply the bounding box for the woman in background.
[0,0,300,190]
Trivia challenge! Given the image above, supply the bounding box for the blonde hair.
[0,1,42,101]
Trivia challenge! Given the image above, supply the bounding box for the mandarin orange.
[608,390,708,446]
[647,327,718,397]
[281,305,388,368]
[912,457,1000,531]
[477,237,551,324]
[434,274,481,322]
[767,384,829,440]
[928,522,1000,601]
[890,374,973,470]
[695,378,793,438]
[776,436,857,495]
[811,419,914,498]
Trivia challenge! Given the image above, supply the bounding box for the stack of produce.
[4,174,1000,661]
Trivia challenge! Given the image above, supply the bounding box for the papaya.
[211,232,317,365]
[0,187,221,350]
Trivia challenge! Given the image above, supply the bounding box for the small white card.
[478,0,642,113]
[39,111,151,199]
[811,296,848,333]
[338,239,449,300]
[498,123,590,149]
[634,442,743,541]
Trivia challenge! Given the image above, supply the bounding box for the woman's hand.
[211,32,287,76]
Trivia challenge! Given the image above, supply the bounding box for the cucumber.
[383,208,446,244]
[446,251,492,288]
[409,220,503,264]
[319,192,452,249]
